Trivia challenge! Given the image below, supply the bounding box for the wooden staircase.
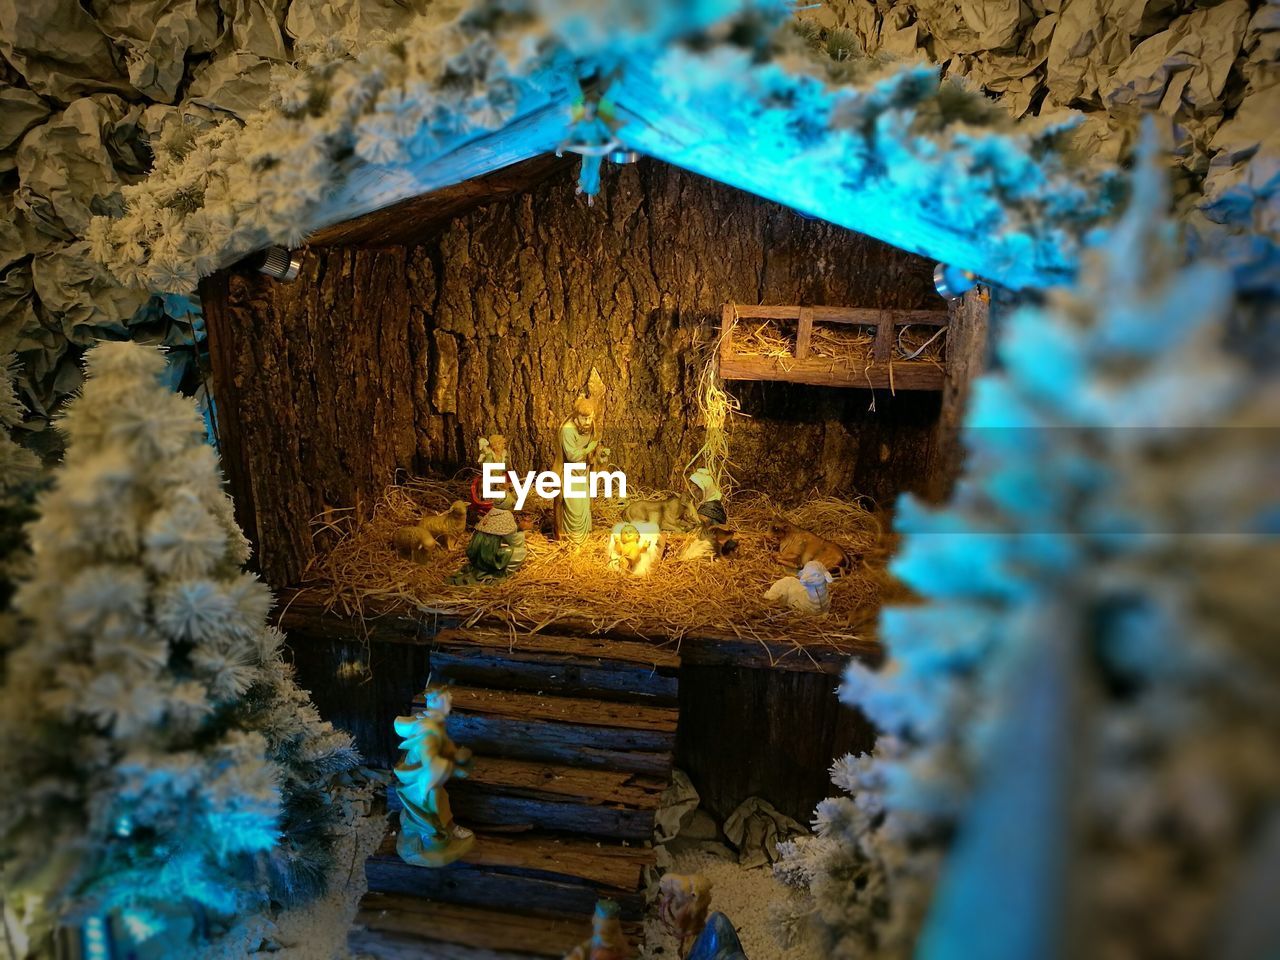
[357,626,681,957]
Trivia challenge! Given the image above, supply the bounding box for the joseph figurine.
[554,397,600,546]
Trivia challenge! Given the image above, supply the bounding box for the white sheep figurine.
[763,560,833,614]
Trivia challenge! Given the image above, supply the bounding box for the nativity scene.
[0,2,1275,960]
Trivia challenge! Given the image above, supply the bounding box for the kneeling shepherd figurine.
[451,507,527,584]
[394,688,475,868]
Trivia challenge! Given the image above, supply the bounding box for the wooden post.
[929,287,990,501]
[795,305,813,360]
[720,303,736,368]
[872,308,894,362]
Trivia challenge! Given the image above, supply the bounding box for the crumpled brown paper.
[1103,1,1250,115]
[0,86,51,174]
[16,96,146,238]
[0,0,134,102]
[723,796,808,870]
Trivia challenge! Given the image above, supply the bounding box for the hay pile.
[304,477,903,658]
[732,320,945,366]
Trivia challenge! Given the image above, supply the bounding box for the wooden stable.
[201,153,990,957]
[720,302,950,390]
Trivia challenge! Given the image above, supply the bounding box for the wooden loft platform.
[275,587,880,676]
[719,302,950,390]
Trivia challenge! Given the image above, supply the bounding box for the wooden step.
[388,758,665,841]
[426,687,679,732]
[371,831,652,890]
[430,646,679,704]
[456,757,668,809]
[357,894,591,957]
[366,832,650,919]
[445,713,673,776]
[433,627,681,669]
[366,857,645,921]
[351,925,541,960]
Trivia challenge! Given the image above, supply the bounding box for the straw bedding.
[304,477,905,658]
[731,319,946,365]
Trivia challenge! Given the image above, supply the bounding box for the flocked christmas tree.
[0,341,371,956]
[0,356,41,618]
[775,127,1280,959]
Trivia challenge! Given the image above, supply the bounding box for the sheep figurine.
[393,500,469,562]
[763,560,832,614]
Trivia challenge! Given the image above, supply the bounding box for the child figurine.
[563,899,632,960]
[393,688,474,868]
[471,433,515,514]
[613,523,651,573]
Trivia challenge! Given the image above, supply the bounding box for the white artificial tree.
[776,130,1280,959]
[0,341,373,957]
[0,357,41,610]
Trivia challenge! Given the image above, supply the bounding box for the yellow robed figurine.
[393,688,475,867]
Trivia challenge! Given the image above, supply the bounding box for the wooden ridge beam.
[610,69,1066,290]
[305,94,574,245]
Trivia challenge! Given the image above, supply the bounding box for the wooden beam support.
[611,70,1066,289]
[304,96,574,244]
[795,306,813,360]
[306,153,574,247]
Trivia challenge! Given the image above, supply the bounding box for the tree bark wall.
[206,160,945,587]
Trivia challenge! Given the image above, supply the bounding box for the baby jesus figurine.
[611,523,652,575]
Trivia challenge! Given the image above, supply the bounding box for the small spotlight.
[258,246,302,282]
[607,149,640,164]
[934,263,977,300]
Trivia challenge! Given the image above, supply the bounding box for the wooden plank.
[795,305,813,360]
[810,305,949,326]
[307,154,573,247]
[305,96,573,243]
[276,589,878,675]
[430,648,679,704]
[365,857,644,920]
[390,786,656,841]
[720,303,736,369]
[444,714,673,776]
[677,664,877,822]
[731,304,947,326]
[357,894,593,958]
[434,627,681,670]
[719,355,944,390]
[350,926,543,960]
[372,832,652,891]
[275,589,424,644]
[730,303,803,319]
[427,687,680,733]
[457,757,668,809]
